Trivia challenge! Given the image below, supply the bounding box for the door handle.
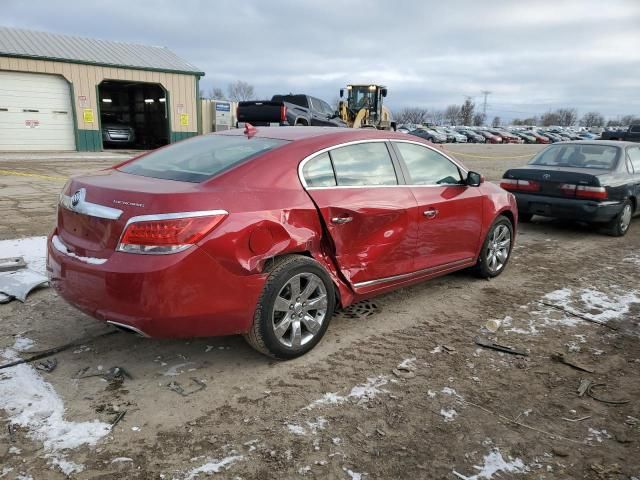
[423,208,439,219]
[331,216,353,224]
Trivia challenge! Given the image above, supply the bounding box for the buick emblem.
[71,190,83,207]
[542,174,551,180]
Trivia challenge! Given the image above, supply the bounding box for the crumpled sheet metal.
[0,269,49,302]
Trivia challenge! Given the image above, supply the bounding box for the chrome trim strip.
[60,188,123,220]
[107,320,150,338]
[297,138,468,189]
[353,257,475,288]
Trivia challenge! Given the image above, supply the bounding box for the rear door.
[308,97,334,126]
[300,140,418,287]
[392,141,483,270]
[627,146,640,200]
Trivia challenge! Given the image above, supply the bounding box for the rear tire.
[244,255,336,359]
[475,216,514,279]
[604,200,633,237]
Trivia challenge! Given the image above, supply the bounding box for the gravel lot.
[1,143,639,479]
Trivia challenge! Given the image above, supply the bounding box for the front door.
[392,141,483,271]
[301,141,418,287]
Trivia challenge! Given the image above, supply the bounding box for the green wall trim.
[77,129,102,151]
[170,131,197,143]
[0,53,204,76]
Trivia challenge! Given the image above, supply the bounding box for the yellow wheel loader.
[338,84,396,130]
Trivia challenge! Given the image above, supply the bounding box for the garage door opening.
[98,81,169,150]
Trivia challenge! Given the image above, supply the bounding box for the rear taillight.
[500,179,541,192]
[559,184,607,200]
[117,211,227,254]
[280,105,287,123]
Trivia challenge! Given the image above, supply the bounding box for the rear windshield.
[272,95,309,108]
[119,135,288,182]
[529,144,619,170]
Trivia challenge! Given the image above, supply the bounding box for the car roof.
[216,126,416,142]
[549,140,636,147]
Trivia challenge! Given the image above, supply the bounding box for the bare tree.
[580,111,605,127]
[472,112,486,126]
[209,87,225,100]
[444,104,462,125]
[556,108,578,127]
[606,118,622,127]
[429,110,445,126]
[492,116,501,127]
[541,111,561,126]
[459,99,475,126]
[396,107,429,125]
[227,80,255,102]
[621,114,640,125]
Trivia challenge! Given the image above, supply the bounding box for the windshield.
[530,144,619,170]
[119,135,288,182]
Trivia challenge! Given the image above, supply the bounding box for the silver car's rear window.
[119,135,288,183]
[530,144,619,170]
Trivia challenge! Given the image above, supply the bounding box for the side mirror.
[466,171,483,187]
[380,88,388,97]
[340,89,344,98]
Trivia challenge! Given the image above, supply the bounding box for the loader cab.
[342,84,386,122]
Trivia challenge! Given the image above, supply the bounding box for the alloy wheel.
[271,272,328,349]
[620,204,632,233]
[486,224,511,273]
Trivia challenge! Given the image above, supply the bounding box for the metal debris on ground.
[586,383,630,405]
[551,352,594,373]
[110,410,127,430]
[474,336,528,356]
[335,300,379,319]
[167,377,207,397]
[562,415,591,422]
[78,366,132,386]
[442,345,456,354]
[0,256,26,272]
[538,300,618,331]
[0,269,49,302]
[578,378,592,397]
[35,358,57,373]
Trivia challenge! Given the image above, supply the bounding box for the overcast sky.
[3,0,640,121]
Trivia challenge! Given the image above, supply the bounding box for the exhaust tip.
[107,320,150,338]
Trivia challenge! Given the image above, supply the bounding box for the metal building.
[0,26,204,151]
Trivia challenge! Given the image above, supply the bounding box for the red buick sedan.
[48,127,517,358]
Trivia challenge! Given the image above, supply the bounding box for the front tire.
[605,200,633,237]
[244,255,336,359]
[475,216,514,278]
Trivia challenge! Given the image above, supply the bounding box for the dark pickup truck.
[236,94,346,127]
[600,124,640,142]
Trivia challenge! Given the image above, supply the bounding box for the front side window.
[302,152,336,187]
[119,135,288,183]
[395,142,462,185]
[330,142,397,186]
[530,144,619,170]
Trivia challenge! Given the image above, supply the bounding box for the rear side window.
[395,142,462,185]
[302,152,336,187]
[119,135,287,183]
[530,144,619,170]
[330,142,398,186]
[630,125,640,133]
[628,147,640,172]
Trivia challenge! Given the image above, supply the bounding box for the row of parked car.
[398,124,602,145]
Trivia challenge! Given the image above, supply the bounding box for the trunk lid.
[503,166,605,198]
[56,169,225,259]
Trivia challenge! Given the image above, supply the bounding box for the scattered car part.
[35,358,58,373]
[0,269,48,302]
[587,383,630,405]
[0,256,26,272]
[474,336,528,356]
[168,378,206,397]
[551,352,594,373]
[110,410,127,430]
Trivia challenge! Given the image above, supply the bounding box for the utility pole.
[481,90,491,116]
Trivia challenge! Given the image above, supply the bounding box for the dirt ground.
[1,144,639,480]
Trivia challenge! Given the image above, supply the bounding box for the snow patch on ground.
[305,376,388,410]
[587,428,611,443]
[343,467,366,479]
[0,236,47,274]
[0,338,111,474]
[453,449,528,479]
[185,454,243,479]
[440,408,458,422]
[163,362,195,376]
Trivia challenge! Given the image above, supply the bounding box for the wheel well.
[295,118,308,126]
[501,210,515,229]
[629,196,637,212]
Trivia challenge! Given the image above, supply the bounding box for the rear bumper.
[514,193,623,223]
[46,231,266,338]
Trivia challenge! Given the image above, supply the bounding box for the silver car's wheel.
[272,272,328,348]
[620,203,632,233]
[486,223,511,273]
